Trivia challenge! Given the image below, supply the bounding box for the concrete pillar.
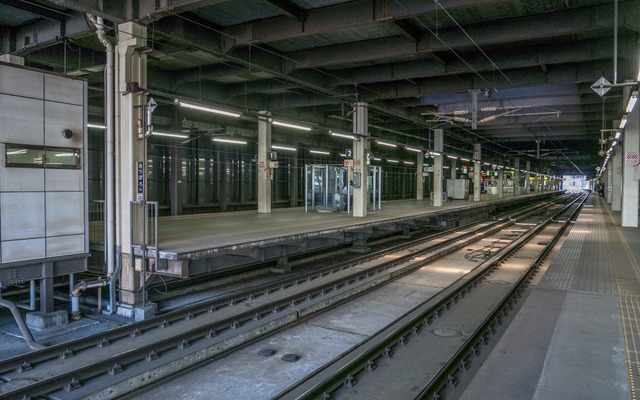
[115,22,147,311]
[473,144,481,201]
[513,158,520,196]
[525,161,531,194]
[40,263,54,313]
[258,111,272,214]
[450,158,457,179]
[498,169,504,199]
[611,148,622,211]
[622,89,639,227]
[433,129,444,207]
[352,102,369,217]
[417,151,424,200]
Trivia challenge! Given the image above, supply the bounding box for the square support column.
[258,111,272,214]
[622,94,639,227]
[611,148,622,211]
[433,129,443,207]
[115,22,147,312]
[498,169,504,199]
[606,164,613,204]
[416,151,424,200]
[473,143,481,201]
[352,103,369,217]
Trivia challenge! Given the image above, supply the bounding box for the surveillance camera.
[62,129,73,139]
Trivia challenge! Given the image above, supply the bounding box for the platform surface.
[156,192,552,259]
[461,193,640,400]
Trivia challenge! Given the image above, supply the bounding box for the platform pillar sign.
[473,143,481,202]
[433,129,444,207]
[258,111,272,214]
[352,102,369,217]
[115,21,148,313]
[416,151,424,200]
[621,88,639,227]
[136,161,144,201]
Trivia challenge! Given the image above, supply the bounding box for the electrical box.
[352,172,361,188]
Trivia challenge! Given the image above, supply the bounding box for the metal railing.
[88,200,105,244]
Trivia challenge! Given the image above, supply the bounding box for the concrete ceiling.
[1,0,639,176]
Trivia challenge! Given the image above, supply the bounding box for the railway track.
[0,194,578,400]
[274,192,587,400]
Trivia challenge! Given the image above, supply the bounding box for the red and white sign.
[626,152,639,163]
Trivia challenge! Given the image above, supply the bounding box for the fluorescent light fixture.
[619,115,628,129]
[87,123,106,129]
[460,157,470,162]
[637,66,640,82]
[626,91,638,113]
[54,152,76,157]
[178,101,241,118]
[310,150,330,155]
[443,165,450,169]
[272,145,297,151]
[447,155,458,159]
[272,120,312,131]
[611,141,617,147]
[484,162,491,166]
[615,131,622,139]
[406,147,422,153]
[377,140,397,147]
[330,131,355,140]
[430,151,442,156]
[7,149,27,155]
[404,161,415,165]
[213,138,247,145]
[153,131,189,139]
[373,157,382,161]
[387,159,399,163]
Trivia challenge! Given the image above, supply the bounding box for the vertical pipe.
[324,164,329,211]
[378,167,382,210]
[372,167,377,210]
[347,165,351,214]
[304,165,308,212]
[69,273,74,296]
[613,0,618,84]
[29,280,36,310]
[97,286,102,314]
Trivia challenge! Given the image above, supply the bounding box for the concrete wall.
[0,62,87,264]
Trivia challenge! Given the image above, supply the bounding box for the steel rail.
[0,197,560,377]
[416,192,588,400]
[273,193,585,400]
[0,197,575,399]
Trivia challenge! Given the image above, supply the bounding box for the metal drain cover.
[281,354,300,362]
[432,328,461,337]
[258,349,276,356]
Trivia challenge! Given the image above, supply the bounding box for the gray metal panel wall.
[0,62,88,267]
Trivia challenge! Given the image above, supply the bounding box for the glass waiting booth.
[304,164,382,213]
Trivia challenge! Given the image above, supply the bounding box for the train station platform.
[461,193,640,400]
[153,192,559,272]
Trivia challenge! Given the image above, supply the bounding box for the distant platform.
[153,192,562,264]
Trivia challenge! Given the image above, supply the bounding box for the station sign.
[344,148,354,159]
[269,161,279,168]
[136,161,144,201]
